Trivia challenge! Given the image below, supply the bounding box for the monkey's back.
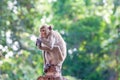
[52,31,67,60]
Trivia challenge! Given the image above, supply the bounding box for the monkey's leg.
[52,46,64,61]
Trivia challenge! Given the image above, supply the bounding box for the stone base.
[37,64,67,80]
[37,75,67,80]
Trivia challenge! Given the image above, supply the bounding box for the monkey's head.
[40,24,52,38]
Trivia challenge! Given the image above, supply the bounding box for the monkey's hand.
[36,38,42,47]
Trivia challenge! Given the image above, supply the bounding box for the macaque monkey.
[36,24,67,77]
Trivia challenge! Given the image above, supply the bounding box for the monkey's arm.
[41,35,55,50]
[39,46,52,52]
[39,45,64,61]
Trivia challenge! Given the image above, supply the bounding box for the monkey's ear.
[48,26,52,30]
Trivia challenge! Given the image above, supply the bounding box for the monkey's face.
[40,28,47,38]
[40,25,51,38]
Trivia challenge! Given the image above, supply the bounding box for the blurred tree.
[0,0,120,80]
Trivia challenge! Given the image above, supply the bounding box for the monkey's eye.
[41,30,45,32]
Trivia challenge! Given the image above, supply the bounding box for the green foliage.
[0,0,120,80]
